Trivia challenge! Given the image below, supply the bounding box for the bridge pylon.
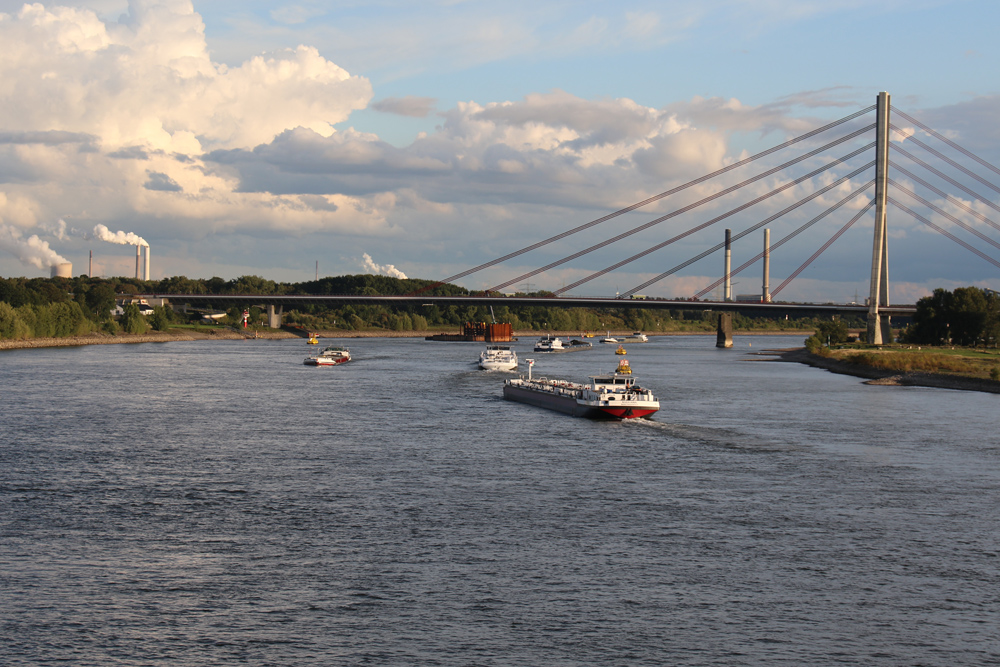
[867,91,892,344]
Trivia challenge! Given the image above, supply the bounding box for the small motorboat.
[307,333,320,344]
[304,345,351,366]
[615,345,627,355]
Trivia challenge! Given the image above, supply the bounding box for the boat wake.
[625,418,795,452]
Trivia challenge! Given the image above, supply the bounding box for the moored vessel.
[534,335,593,353]
[304,345,351,366]
[621,332,649,343]
[503,358,659,420]
[599,330,619,344]
[534,335,564,352]
[479,345,518,371]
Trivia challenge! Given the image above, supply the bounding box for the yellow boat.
[615,345,627,355]
[307,334,319,344]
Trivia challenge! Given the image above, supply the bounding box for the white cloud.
[0,1,372,151]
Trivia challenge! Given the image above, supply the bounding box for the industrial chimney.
[144,245,150,281]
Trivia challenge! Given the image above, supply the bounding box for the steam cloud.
[361,253,407,279]
[93,224,148,247]
[0,224,68,269]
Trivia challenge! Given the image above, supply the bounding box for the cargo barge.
[503,358,659,420]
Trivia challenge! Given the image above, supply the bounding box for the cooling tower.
[50,262,72,278]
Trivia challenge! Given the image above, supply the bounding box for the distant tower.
[723,228,732,302]
[762,229,771,303]
[144,245,150,281]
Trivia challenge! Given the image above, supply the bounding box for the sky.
[2,0,1000,303]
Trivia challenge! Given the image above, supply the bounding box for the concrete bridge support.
[867,91,892,344]
[716,312,733,348]
[267,304,283,328]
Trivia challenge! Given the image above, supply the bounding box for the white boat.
[534,335,565,352]
[503,358,659,420]
[479,345,518,371]
[304,345,351,366]
[621,332,649,343]
[599,331,619,344]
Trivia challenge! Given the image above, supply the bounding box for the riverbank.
[1,327,810,351]
[774,347,1000,394]
[0,327,296,350]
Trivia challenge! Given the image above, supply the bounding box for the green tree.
[121,303,148,334]
[85,282,117,321]
[0,302,30,339]
[149,306,172,331]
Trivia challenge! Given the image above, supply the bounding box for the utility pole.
[867,92,891,344]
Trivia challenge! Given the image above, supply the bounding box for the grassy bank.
[826,345,1000,382]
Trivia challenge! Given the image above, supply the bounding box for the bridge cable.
[691,182,875,299]
[561,153,875,297]
[619,162,873,298]
[770,200,876,298]
[889,177,1000,252]
[412,105,877,294]
[892,107,1000,181]
[896,132,1000,196]
[887,197,1000,271]
[485,126,876,293]
[891,143,1000,218]
[890,162,1000,236]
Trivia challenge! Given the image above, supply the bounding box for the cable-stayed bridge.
[149,93,1000,343]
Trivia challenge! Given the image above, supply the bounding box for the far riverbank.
[3,328,812,351]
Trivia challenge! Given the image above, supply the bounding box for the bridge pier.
[867,91,892,344]
[267,304,283,328]
[716,313,733,348]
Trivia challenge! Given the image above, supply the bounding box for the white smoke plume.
[361,253,407,279]
[0,224,69,269]
[93,224,148,247]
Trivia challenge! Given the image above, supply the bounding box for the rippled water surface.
[2,335,998,665]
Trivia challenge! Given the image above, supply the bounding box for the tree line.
[2,273,841,340]
[901,286,1000,347]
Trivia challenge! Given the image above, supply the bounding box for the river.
[1,335,997,665]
